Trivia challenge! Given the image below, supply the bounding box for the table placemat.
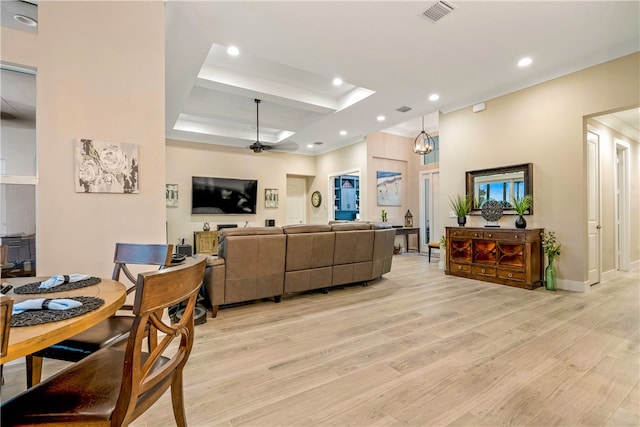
[10,296,105,327]
[13,277,101,294]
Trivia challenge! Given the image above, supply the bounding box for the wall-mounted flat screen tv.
[192,176,258,214]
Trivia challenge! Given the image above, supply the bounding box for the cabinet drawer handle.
[474,233,478,237]
[515,235,519,239]
[488,233,492,238]
[481,268,486,273]
[458,265,462,270]
[508,272,513,278]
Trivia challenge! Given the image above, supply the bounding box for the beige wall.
[165,139,315,245]
[366,132,421,226]
[311,141,367,224]
[440,53,640,289]
[1,2,166,277]
[165,132,420,238]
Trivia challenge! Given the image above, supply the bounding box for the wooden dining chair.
[1,256,206,426]
[25,242,173,388]
[0,294,13,388]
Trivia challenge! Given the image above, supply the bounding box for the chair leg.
[170,371,187,427]
[26,354,43,388]
[428,246,432,262]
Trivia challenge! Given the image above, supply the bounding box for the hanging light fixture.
[413,115,435,155]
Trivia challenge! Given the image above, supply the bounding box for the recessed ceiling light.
[307,144,314,149]
[429,94,440,101]
[518,57,532,67]
[13,14,37,27]
[377,115,386,122]
[227,46,240,56]
[332,77,343,86]
[340,130,347,136]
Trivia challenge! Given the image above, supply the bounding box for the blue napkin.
[38,274,91,289]
[12,298,82,315]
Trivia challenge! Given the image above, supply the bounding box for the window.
[422,135,439,164]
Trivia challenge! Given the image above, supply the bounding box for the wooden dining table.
[0,276,126,365]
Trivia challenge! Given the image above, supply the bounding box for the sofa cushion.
[284,231,335,271]
[282,224,332,234]
[330,222,371,231]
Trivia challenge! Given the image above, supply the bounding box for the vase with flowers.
[541,230,561,291]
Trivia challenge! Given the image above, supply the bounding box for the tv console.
[445,227,543,290]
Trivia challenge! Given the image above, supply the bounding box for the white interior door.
[286,177,306,225]
[587,131,601,285]
[419,169,440,247]
[615,140,631,271]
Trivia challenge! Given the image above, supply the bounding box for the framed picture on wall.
[74,138,139,193]
[265,188,279,208]
[166,184,178,207]
[377,171,402,206]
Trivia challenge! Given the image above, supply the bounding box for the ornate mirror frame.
[465,163,533,215]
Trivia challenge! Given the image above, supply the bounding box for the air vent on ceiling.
[396,106,412,113]
[314,141,324,145]
[422,1,455,23]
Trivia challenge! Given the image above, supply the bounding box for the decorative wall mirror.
[465,163,533,215]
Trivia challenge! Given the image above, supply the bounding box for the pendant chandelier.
[413,115,435,155]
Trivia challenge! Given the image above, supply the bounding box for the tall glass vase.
[545,258,557,291]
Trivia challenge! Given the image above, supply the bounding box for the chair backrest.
[0,244,8,265]
[112,243,173,294]
[0,294,14,357]
[112,256,206,426]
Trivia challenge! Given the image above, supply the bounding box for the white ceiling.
[1,1,639,152]
[165,1,640,154]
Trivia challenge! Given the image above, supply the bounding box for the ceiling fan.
[249,98,273,153]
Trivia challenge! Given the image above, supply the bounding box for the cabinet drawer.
[486,231,527,241]
[450,262,471,273]
[449,229,483,239]
[472,265,496,277]
[497,269,526,282]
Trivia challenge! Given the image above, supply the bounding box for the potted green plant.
[381,209,388,222]
[449,194,471,227]
[541,230,561,291]
[511,194,533,229]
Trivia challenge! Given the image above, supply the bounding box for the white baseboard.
[601,269,617,283]
[558,278,589,293]
[630,260,640,271]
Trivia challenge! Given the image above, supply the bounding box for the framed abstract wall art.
[74,138,139,193]
[166,184,178,207]
[376,171,402,206]
[265,188,279,208]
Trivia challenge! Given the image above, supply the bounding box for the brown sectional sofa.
[204,222,395,318]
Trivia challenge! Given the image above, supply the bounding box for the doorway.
[286,176,306,225]
[419,169,440,249]
[1,65,37,277]
[615,139,631,271]
[328,169,361,222]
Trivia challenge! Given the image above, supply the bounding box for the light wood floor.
[2,254,638,426]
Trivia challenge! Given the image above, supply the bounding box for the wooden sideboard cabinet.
[445,227,543,290]
[194,231,218,255]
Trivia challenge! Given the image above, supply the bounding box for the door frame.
[327,168,362,222]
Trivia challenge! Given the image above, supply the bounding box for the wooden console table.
[445,227,543,289]
[395,227,420,252]
[194,231,218,255]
